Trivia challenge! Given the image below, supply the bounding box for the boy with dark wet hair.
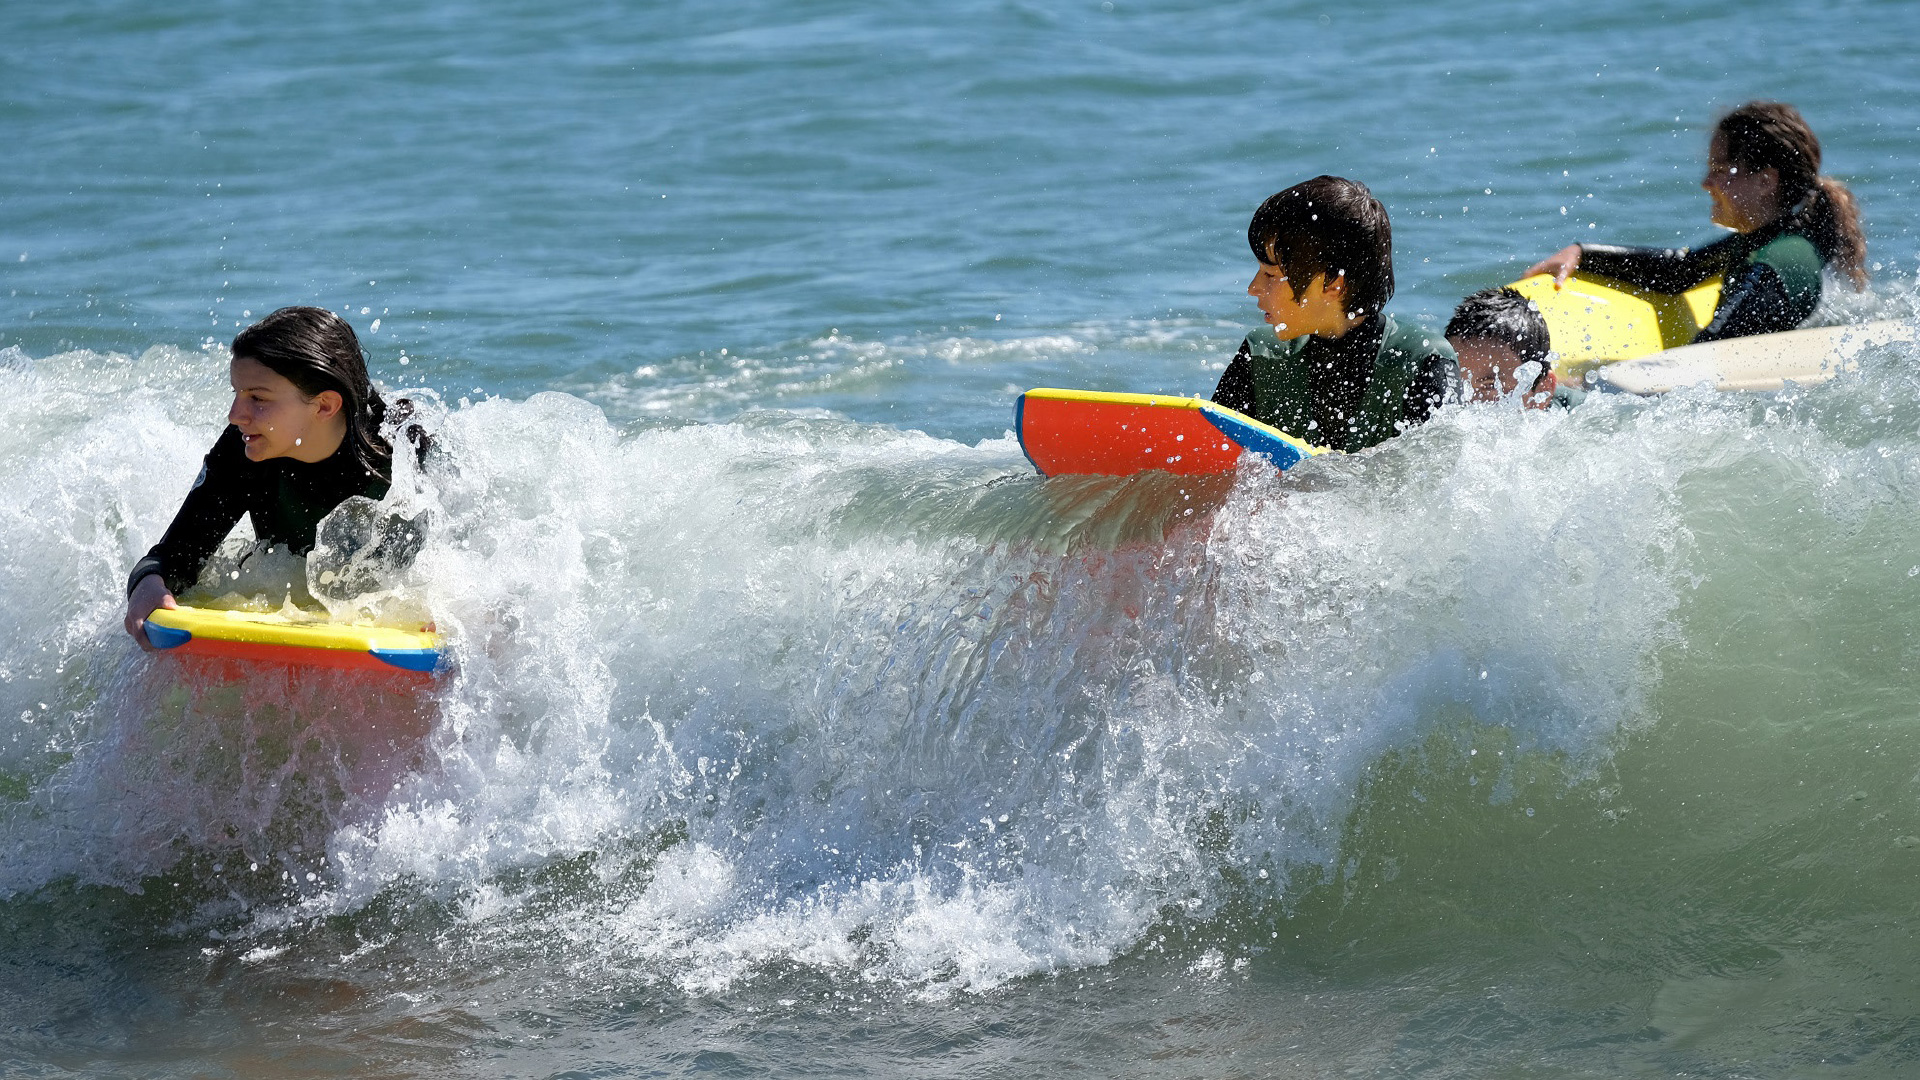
[1211,175,1455,452]
[1444,286,1558,409]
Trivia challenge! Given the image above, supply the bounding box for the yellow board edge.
[1022,387,1210,410]
[146,605,438,654]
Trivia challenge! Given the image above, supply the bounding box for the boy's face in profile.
[1451,337,1554,409]
[1248,253,1350,340]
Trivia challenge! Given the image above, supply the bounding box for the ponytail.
[1808,174,1868,289]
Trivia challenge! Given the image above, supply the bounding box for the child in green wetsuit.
[1525,102,1868,342]
[1211,176,1455,452]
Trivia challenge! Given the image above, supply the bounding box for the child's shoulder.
[1380,313,1455,362]
[1238,314,1454,365]
[1752,231,1820,268]
[1750,232,1823,298]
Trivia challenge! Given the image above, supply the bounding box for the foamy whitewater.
[10,0,1920,1074]
[2,336,1690,987]
[8,302,1920,1071]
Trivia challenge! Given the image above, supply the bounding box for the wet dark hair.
[1446,287,1552,366]
[1715,101,1867,289]
[231,306,393,482]
[1247,176,1395,318]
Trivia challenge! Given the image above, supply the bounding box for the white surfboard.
[1595,319,1916,395]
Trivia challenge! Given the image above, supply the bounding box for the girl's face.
[227,355,345,462]
[1703,132,1782,233]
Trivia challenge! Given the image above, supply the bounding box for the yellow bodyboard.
[144,604,440,674]
[1507,272,1721,379]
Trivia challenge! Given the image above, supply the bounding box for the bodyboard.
[1595,319,1917,395]
[1016,388,1325,477]
[145,604,441,676]
[1507,271,1722,377]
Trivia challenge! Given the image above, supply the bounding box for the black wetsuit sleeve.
[126,428,250,596]
[1692,261,1799,343]
[1576,235,1737,294]
[1400,353,1455,429]
[1210,340,1257,414]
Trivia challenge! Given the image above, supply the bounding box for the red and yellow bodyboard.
[1015,388,1324,477]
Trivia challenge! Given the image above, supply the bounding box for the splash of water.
[7,320,1917,997]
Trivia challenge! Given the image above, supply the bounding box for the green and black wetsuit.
[1577,217,1826,343]
[1210,313,1456,453]
[126,425,390,596]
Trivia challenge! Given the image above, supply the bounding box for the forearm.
[132,508,236,598]
[130,444,248,597]
[126,554,168,597]
[1576,241,1724,294]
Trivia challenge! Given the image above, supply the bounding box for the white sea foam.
[10,330,1918,996]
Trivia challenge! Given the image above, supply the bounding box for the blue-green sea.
[8,2,1920,1075]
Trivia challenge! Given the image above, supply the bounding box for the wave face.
[9,0,1920,1068]
[15,327,1920,1075]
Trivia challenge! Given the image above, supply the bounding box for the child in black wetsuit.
[1525,101,1868,343]
[123,306,404,648]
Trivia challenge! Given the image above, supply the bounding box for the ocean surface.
[7,1,1920,1075]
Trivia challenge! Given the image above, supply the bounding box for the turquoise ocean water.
[8,1,1920,1075]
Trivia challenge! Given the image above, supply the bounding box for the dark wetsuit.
[127,426,390,596]
[1576,218,1826,343]
[1211,313,1456,453]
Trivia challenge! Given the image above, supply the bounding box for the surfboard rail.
[144,604,441,675]
[1594,319,1918,395]
[1015,387,1325,477]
